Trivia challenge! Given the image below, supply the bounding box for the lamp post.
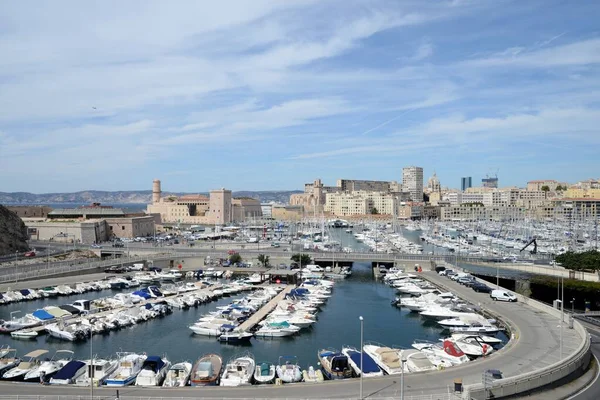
[15,251,18,284]
[359,316,364,400]
[90,328,94,399]
[571,298,575,314]
[401,356,407,400]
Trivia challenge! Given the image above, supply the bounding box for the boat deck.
[237,285,295,332]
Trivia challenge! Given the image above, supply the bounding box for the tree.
[555,250,600,271]
[291,253,312,266]
[541,185,550,192]
[371,207,379,215]
[229,252,242,265]
[556,185,566,191]
[257,254,270,268]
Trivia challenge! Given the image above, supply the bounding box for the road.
[568,322,600,400]
[0,270,587,399]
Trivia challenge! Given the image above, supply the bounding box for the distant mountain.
[0,190,302,205]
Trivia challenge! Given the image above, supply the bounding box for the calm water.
[0,264,448,368]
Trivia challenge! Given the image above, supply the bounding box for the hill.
[0,205,29,256]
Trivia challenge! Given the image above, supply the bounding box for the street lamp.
[90,328,94,399]
[15,251,18,284]
[359,316,364,400]
[401,356,407,400]
[571,298,575,314]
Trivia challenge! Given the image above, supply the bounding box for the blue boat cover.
[148,286,163,297]
[144,303,153,310]
[32,309,54,320]
[220,324,236,331]
[19,289,30,296]
[133,290,151,299]
[53,360,85,380]
[143,356,165,373]
[346,350,381,374]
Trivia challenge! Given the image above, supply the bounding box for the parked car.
[490,289,518,302]
[112,242,125,248]
[104,266,125,273]
[472,282,492,293]
[461,279,477,288]
[90,243,102,249]
[485,369,504,380]
[24,251,36,257]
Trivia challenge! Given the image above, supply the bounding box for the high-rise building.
[461,177,472,191]
[402,166,424,202]
[482,177,499,188]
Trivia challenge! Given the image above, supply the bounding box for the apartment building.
[402,166,424,202]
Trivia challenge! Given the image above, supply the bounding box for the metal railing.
[0,394,462,400]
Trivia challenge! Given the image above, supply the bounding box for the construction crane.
[520,237,538,254]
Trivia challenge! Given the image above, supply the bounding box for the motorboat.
[451,333,503,345]
[437,314,492,328]
[162,361,192,387]
[189,322,228,336]
[449,323,501,334]
[10,329,38,340]
[0,314,42,332]
[190,354,222,386]
[363,344,404,375]
[276,356,302,383]
[444,337,494,357]
[46,322,90,341]
[218,329,254,344]
[0,349,20,377]
[254,321,300,337]
[302,365,324,383]
[24,350,73,383]
[2,349,48,381]
[317,349,353,380]
[75,358,119,387]
[402,349,438,372]
[253,361,276,384]
[219,352,255,387]
[135,355,171,386]
[104,352,147,386]
[49,360,87,385]
[342,346,384,377]
[412,340,470,366]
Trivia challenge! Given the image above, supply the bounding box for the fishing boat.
[275,355,302,383]
[253,361,276,384]
[103,352,147,386]
[49,360,87,385]
[162,362,192,387]
[317,349,352,380]
[190,354,222,386]
[135,355,171,386]
[342,346,384,377]
[0,349,20,377]
[302,365,324,383]
[363,344,404,375]
[75,358,119,386]
[2,349,47,381]
[24,350,73,383]
[219,352,255,387]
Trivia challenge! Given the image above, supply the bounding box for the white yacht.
[412,340,470,366]
[341,346,384,377]
[135,355,171,386]
[24,350,73,383]
[219,353,255,387]
[254,321,300,337]
[363,344,404,375]
[75,358,119,386]
[104,352,147,386]
[2,349,47,381]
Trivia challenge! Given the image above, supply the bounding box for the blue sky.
[1,0,599,193]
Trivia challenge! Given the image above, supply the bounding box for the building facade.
[336,179,396,193]
[5,206,52,218]
[426,172,441,194]
[271,205,304,221]
[232,198,262,222]
[402,166,424,202]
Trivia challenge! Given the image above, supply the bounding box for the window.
[122,226,125,230]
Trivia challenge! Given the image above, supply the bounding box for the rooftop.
[48,208,125,216]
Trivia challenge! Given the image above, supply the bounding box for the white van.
[490,290,517,302]
[305,264,324,272]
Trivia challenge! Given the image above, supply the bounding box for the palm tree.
[257,254,270,268]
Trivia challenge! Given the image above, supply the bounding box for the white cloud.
[411,42,434,61]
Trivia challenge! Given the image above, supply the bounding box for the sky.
[0,0,599,193]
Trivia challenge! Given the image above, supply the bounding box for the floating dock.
[237,284,295,332]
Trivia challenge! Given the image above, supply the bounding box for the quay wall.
[437,265,593,399]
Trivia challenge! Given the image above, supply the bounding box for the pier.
[237,284,295,332]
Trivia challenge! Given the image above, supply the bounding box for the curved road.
[0,271,588,398]
[569,323,600,400]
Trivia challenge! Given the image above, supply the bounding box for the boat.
[275,355,302,383]
[219,352,255,387]
[49,360,87,385]
[190,354,222,386]
[402,349,438,372]
[46,322,90,341]
[0,314,42,332]
[302,365,324,383]
[254,321,301,337]
[342,346,384,377]
[451,333,503,345]
[0,349,20,377]
[218,329,254,344]
[444,337,494,357]
[10,329,38,340]
[448,323,501,334]
[412,340,470,366]
[162,361,192,387]
[135,355,171,386]
[253,361,276,384]
[2,349,48,381]
[363,344,404,375]
[317,349,352,380]
[103,352,147,386]
[24,350,73,383]
[75,358,119,387]
[189,322,228,336]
